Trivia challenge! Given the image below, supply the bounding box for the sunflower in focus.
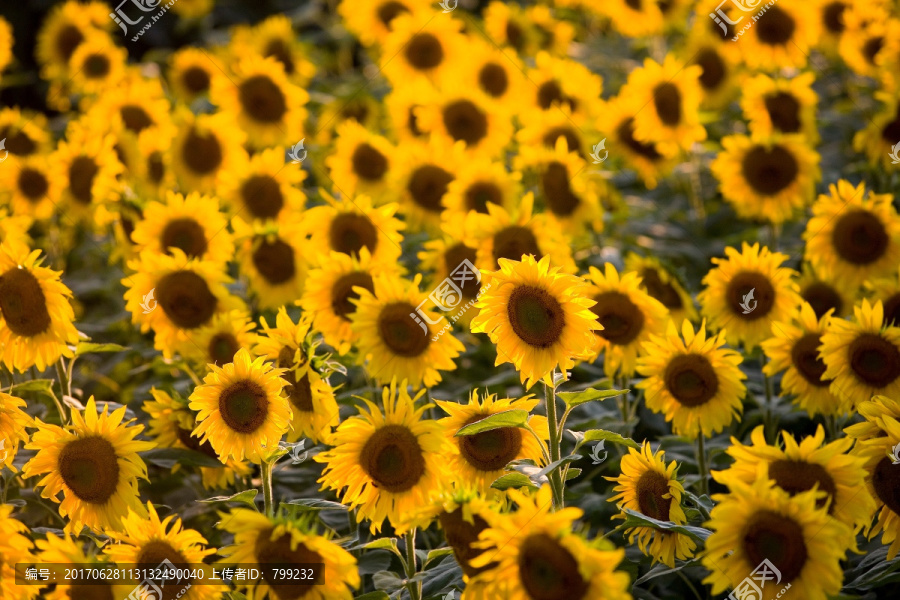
[325,120,395,201]
[804,179,900,290]
[351,272,463,389]
[637,320,746,438]
[35,532,134,600]
[0,243,79,373]
[23,397,153,533]
[711,134,820,224]
[254,308,340,444]
[698,243,800,351]
[761,302,843,417]
[820,299,900,411]
[316,379,449,533]
[105,503,223,600]
[470,255,599,389]
[844,394,900,444]
[624,253,698,325]
[435,390,549,494]
[380,12,466,84]
[797,262,855,320]
[0,393,32,471]
[738,1,818,69]
[123,249,244,358]
[585,263,669,377]
[218,147,306,223]
[181,309,257,370]
[232,217,309,310]
[168,47,217,104]
[189,348,290,464]
[853,92,900,171]
[170,109,247,193]
[218,508,360,600]
[131,191,233,265]
[741,72,819,144]
[0,505,37,600]
[607,442,696,567]
[0,156,61,222]
[469,485,632,600]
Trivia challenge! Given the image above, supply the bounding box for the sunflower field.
[3,0,900,599]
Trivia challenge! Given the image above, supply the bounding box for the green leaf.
[74,342,129,357]
[141,448,224,468]
[424,547,454,569]
[351,538,398,552]
[455,410,529,436]
[620,509,712,543]
[537,455,582,478]
[634,559,700,585]
[582,429,640,450]
[281,498,349,511]
[564,468,582,481]
[490,473,539,491]
[9,379,55,394]
[354,592,390,600]
[198,489,258,507]
[371,571,404,594]
[558,388,628,407]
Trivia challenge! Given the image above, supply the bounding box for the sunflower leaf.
[7,379,55,395]
[351,538,398,552]
[582,429,641,450]
[490,472,540,491]
[536,455,582,479]
[74,342,129,357]
[281,498,349,511]
[454,409,529,436]
[198,489,259,507]
[371,571,404,594]
[558,388,629,407]
[353,592,390,600]
[424,547,454,569]
[620,509,712,543]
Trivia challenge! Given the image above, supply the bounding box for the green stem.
[404,528,421,600]
[261,460,275,518]
[55,360,71,422]
[696,434,708,496]
[524,424,551,465]
[544,375,564,510]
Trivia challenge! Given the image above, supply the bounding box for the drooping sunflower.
[123,249,244,358]
[130,191,233,265]
[66,32,126,96]
[853,92,900,171]
[325,120,396,202]
[52,123,122,227]
[231,216,309,309]
[218,147,306,223]
[737,1,819,69]
[469,486,632,600]
[351,272,463,389]
[623,253,698,326]
[845,394,900,444]
[714,424,875,534]
[698,243,801,351]
[229,14,316,87]
[104,503,223,600]
[170,109,247,193]
[167,47,217,104]
[440,159,521,232]
[606,441,696,567]
[621,55,706,158]
[380,11,466,84]
[0,505,37,600]
[435,390,549,494]
[637,319,746,438]
[0,156,61,222]
[212,55,308,149]
[797,262,855,320]
[820,299,900,411]
[710,133,821,224]
[22,397,154,533]
[585,263,669,378]
[316,379,449,533]
[470,254,600,389]
[599,96,675,189]
[761,302,843,417]
[189,348,290,464]
[390,137,465,232]
[180,309,258,370]
[254,308,340,444]
[804,179,900,290]
[0,242,79,373]
[415,88,514,158]
[143,388,252,490]
[703,475,852,600]
[741,72,820,144]
[0,392,32,471]
[218,508,360,600]
[35,531,134,600]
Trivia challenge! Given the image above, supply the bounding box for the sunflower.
[35,531,134,600]
[104,503,223,600]
[838,2,891,78]
[853,92,900,171]
[522,4,576,56]
[380,11,466,84]
[417,235,483,327]
[52,123,123,227]
[820,299,900,411]
[470,254,599,389]
[0,210,31,251]
[415,88,514,158]
[0,107,52,165]
[0,155,61,221]
[123,249,244,358]
[232,216,309,309]
[761,302,844,417]
[703,475,852,600]
[130,191,233,265]
[0,242,79,373]
[189,348,290,464]
[81,73,174,143]
[229,14,316,87]
[816,0,852,54]
[0,392,32,471]
[803,179,900,289]
[0,505,37,600]
[585,263,669,378]
[170,109,247,193]
[218,148,306,224]
[710,133,820,224]
[440,159,521,233]
[606,442,696,567]
[143,388,253,490]
[254,308,340,444]
[351,272,463,388]
[324,120,395,202]
[385,79,435,143]
[316,379,449,533]
[741,72,820,145]
[435,390,549,494]
[737,1,819,70]
[450,39,528,110]
[797,262,855,320]
[67,32,126,96]
[868,266,900,327]
[483,0,533,55]
[469,485,632,600]
[600,0,665,37]
[390,138,465,232]
[338,0,431,46]
[874,21,900,92]
[23,397,153,533]
[698,242,801,351]
[35,0,109,81]
[180,309,257,370]
[637,319,746,438]
[167,47,217,104]
[0,16,12,74]
[516,106,596,162]
[304,191,404,267]
[844,394,900,444]
[300,248,400,355]
[599,96,675,189]
[217,508,360,600]
[524,52,604,121]
[212,55,308,149]
[623,253,698,326]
